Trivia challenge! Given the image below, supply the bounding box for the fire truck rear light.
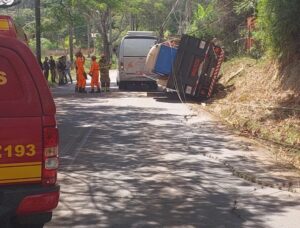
[0,19,9,31]
[44,147,58,157]
[45,157,59,169]
[120,62,124,70]
[16,191,59,216]
[43,127,59,186]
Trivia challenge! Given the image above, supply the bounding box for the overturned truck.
[146,34,225,99]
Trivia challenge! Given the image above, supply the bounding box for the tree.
[125,0,178,39]
[256,0,300,64]
[186,0,245,56]
[35,0,41,63]
[44,0,79,61]
[234,0,257,16]
[71,0,125,62]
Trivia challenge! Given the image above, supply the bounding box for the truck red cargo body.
[0,16,59,227]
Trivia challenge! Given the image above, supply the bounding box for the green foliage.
[187,0,245,57]
[4,0,299,65]
[126,0,175,31]
[256,0,300,61]
[29,38,56,52]
[195,3,214,20]
[234,0,257,16]
[187,2,216,40]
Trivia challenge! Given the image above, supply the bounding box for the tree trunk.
[87,22,91,57]
[130,14,137,30]
[102,33,110,62]
[69,23,74,62]
[99,10,111,62]
[108,9,113,61]
[35,0,41,64]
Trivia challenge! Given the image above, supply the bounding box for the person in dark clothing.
[49,56,57,83]
[43,57,50,82]
[57,56,67,85]
[99,54,111,92]
[65,57,73,84]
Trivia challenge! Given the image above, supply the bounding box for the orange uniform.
[89,60,100,91]
[75,56,86,91]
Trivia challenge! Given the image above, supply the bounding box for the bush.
[256,0,300,61]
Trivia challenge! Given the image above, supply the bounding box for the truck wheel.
[150,82,158,91]
[119,81,127,90]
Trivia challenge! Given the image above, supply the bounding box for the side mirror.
[113,45,119,56]
[0,0,22,8]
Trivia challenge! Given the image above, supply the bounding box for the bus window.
[123,37,157,57]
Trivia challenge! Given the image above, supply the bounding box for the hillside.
[204,57,300,168]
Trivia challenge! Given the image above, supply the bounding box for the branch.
[59,0,73,23]
[111,15,126,43]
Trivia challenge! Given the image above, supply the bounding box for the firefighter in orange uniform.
[75,51,87,93]
[89,56,101,93]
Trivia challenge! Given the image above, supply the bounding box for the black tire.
[151,82,158,91]
[12,213,51,228]
[119,81,127,90]
[147,81,157,91]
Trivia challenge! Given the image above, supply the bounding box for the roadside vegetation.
[209,57,300,167]
[188,0,300,165]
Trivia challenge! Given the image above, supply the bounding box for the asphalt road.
[46,71,300,228]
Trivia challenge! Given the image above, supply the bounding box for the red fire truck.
[0,16,59,228]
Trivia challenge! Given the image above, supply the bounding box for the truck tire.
[151,82,158,91]
[119,81,127,90]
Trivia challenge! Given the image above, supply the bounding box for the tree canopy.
[1,0,299,65]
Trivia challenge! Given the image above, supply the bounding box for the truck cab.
[0,16,59,227]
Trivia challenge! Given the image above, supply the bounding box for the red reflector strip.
[16,191,59,216]
[42,169,57,186]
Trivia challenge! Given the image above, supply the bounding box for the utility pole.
[35,0,41,64]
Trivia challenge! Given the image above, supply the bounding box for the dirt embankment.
[205,57,300,168]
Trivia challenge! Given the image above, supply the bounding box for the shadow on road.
[47,91,300,228]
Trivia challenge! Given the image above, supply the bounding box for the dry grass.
[206,57,300,168]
